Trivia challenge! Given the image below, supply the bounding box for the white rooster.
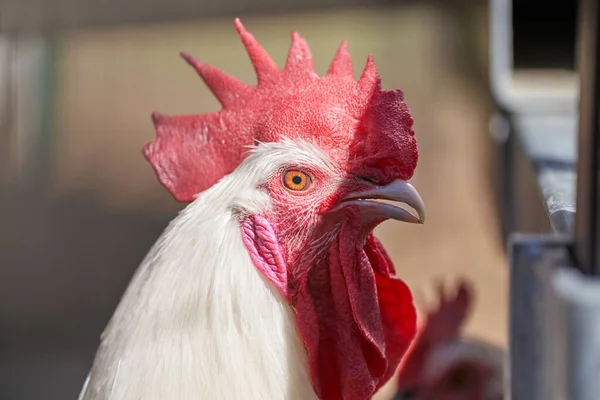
[79,19,425,400]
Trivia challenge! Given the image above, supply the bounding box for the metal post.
[530,3,600,400]
[575,0,600,276]
[509,240,600,400]
[508,234,572,400]
[509,2,600,399]
[550,267,600,400]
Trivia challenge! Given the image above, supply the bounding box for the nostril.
[356,175,381,185]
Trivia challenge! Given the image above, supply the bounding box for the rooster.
[393,281,505,400]
[79,19,425,400]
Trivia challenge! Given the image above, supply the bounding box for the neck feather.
[81,192,316,400]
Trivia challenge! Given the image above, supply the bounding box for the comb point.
[180,51,251,106]
[151,112,166,126]
[180,52,202,68]
[233,18,246,36]
[233,18,279,84]
[359,55,378,82]
[327,41,353,78]
[285,31,315,74]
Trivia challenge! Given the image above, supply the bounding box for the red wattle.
[242,216,417,400]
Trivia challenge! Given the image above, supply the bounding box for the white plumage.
[79,140,334,400]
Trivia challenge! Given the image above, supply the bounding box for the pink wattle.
[242,216,416,400]
[241,216,289,299]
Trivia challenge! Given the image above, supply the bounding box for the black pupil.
[292,175,303,185]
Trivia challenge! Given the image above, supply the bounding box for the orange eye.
[283,170,310,191]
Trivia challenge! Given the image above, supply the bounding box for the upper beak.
[333,179,426,224]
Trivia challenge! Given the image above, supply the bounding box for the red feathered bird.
[394,281,504,400]
[79,19,425,400]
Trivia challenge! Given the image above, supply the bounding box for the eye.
[283,170,311,191]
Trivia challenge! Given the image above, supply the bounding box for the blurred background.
[0,0,568,398]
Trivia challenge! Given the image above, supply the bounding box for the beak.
[333,179,426,224]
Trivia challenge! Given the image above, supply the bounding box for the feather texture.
[79,140,335,400]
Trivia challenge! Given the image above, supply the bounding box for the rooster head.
[144,19,425,400]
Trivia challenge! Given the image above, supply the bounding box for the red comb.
[144,18,418,202]
[396,279,474,388]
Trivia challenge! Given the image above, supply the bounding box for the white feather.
[79,140,335,400]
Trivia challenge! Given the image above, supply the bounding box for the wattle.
[242,216,417,400]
